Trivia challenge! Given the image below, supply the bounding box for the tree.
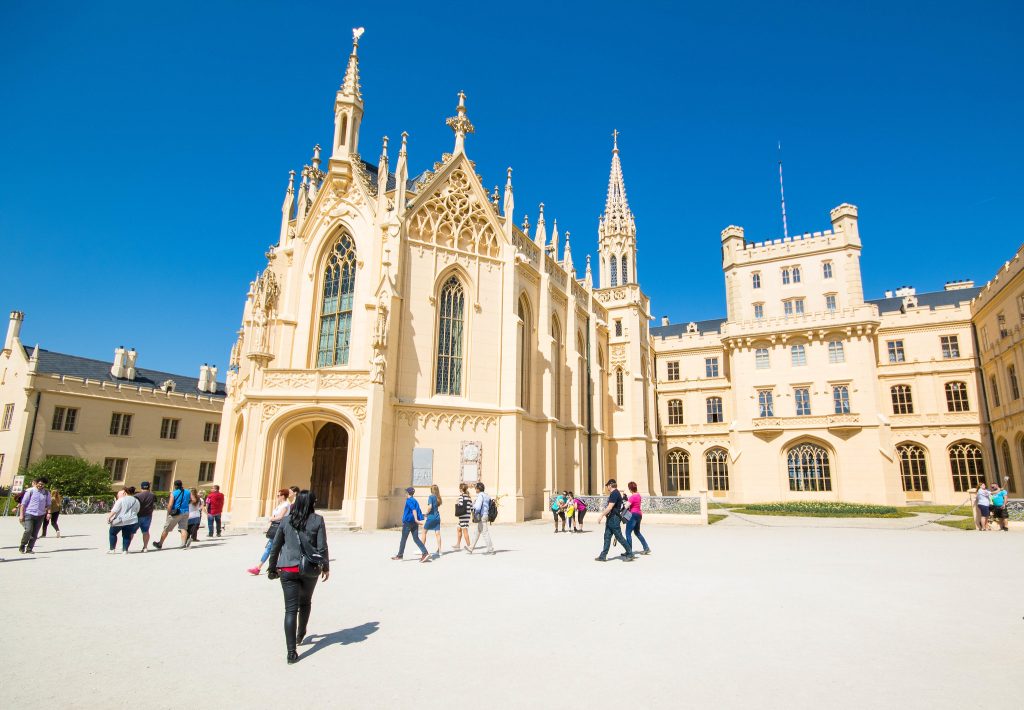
[23,457,113,497]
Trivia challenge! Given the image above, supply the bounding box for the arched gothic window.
[610,255,618,287]
[706,448,729,491]
[1001,440,1014,490]
[435,276,465,395]
[787,442,832,491]
[897,444,929,492]
[621,255,630,284]
[316,233,357,367]
[949,442,984,492]
[551,317,562,419]
[577,332,587,422]
[667,399,684,425]
[615,368,624,407]
[667,450,690,492]
[517,297,531,409]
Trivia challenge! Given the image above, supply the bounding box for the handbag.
[455,497,467,517]
[296,524,326,578]
[265,521,281,540]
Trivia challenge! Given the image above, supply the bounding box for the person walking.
[18,477,51,554]
[267,490,330,664]
[420,484,443,558]
[467,482,495,555]
[184,489,202,547]
[134,481,157,552]
[205,484,225,537]
[152,480,190,550]
[392,487,430,562]
[573,493,587,533]
[624,482,651,555]
[975,482,992,531]
[551,491,567,533]
[249,489,291,575]
[595,479,633,562]
[41,488,62,538]
[107,487,140,554]
[990,482,1010,532]
[452,482,473,551]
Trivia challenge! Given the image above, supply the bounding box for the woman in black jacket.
[268,490,330,663]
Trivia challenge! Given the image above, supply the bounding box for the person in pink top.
[624,482,651,555]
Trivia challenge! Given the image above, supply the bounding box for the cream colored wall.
[0,344,31,484]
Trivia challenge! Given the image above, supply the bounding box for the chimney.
[661,316,669,327]
[111,346,127,379]
[894,286,916,297]
[125,348,137,381]
[4,310,24,354]
[208,365,218,393]
[198,364,210,393]
[945,279,975,291]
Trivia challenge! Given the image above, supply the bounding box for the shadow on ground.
[301,621,380,660]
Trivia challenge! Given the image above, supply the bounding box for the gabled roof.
[651,317,727,338]
[362,160,418,193]
[23,347,226,399]
[867,287,981,314]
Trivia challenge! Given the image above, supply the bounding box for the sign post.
[4,474,25,517]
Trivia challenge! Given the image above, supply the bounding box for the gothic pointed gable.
[405,153,504,259]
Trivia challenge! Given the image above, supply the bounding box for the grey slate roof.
[362,160,418,193]
[651,317,728,338]
[24,347,226,399]
[867,287,981,314]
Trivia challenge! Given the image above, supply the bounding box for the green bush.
[23,457,115,497]
[733,501,913,518]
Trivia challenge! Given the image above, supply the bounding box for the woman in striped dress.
[452,482,473,551]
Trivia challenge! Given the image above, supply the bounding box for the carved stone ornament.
[370,350,386,385]
[263,372,316,390]
[351,404,367,421]
[610,344,628,372]
[395,410,497,431]
[262,403,282,422]
[408,168,500,258]
[319,373,370,390]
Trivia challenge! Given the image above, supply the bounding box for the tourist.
[134,481,157,551]
[289,486,300,504]
[990,482,1009,532]
[153,480,191,550]
[392,487,430,562]
[18,477,51,554]
[249,489,291,575]
[267,490,330,664]
[467,481,495,555]
[624,482,651,555]
[551,491,567,533]
[107,487,140,554]
[565,491,576,532]
[975,482,992,531]
[595,479,633,562]
[573,493,587,533]
[420,484,443,558]
[205,484,225,537]
[452,482,473,551]
[184,489,202,547]
[41,488,62,538]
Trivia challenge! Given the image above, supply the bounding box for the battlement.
[722,203,860,267]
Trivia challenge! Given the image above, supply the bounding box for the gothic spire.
[341,27,365,100]
[503,167,515,231]
[602,129,634,234]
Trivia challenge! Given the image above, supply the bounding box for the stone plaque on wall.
[412,447,433,486]
[460,441,482,482]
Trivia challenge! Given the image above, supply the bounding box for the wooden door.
[311,423,349,509]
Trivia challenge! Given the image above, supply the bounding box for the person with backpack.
[18,477,51,554]
[624,481,651,555]
[267,490,330,664]
[184,489,202,548]
[152,480,191,550]
[467,481,495,555]
[573,494,587,533]
[452,482,473,551]
[594,479,633,562]
[133,481,157,552]
[392,487,430,562]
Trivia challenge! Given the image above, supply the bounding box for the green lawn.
[935,518,977,530]
[729,501,914,518]
[707,513,727,525]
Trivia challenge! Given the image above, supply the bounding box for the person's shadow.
[301,621,379,660]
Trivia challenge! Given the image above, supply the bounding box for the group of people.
[16,477,60,554]
[974,481,1011,531]
[107,480,225,553]
[392,481,495,561]
[594,479,652,562]
[550,490,588,532]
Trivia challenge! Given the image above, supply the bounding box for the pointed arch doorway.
[311,423,349,510]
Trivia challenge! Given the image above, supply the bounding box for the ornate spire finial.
[602,131,634,234]
[446,90,475,153]
[287,169,295,194]
[400,131,408,156]
[312,144,322,170]
[612,129,620,153]
[492,186,500,207]
[341,28,365,99]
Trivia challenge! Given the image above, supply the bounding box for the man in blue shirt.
[392,487,430,562]
[595,479,633,562]
[467,481,495,555]
[18,477,51,554]
[152,480,190,550]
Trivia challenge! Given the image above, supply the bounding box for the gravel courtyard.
[2,514,1021,709]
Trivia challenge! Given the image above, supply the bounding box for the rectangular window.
[160,418,180,440]
[887,340,905,363]
[795,387,811,416]
[794,299,805,315]
[705,358,719,378]
[755,348,770,369]
[752,272,761,289]
[945,382,969,412]
[791,344,807,367]
[51,406,78,432]
[823,262,833,279]
[109,412,132,436]
[104,457,127,483]
[998,313,1007,338]
[706,397,723,424]
[614,320,622,337]
[828,340,845,363]
[1,403,13,431]
[891,385,914,415]
[833,385,851,414]
[753,303,764,320]
[666,362,680,381]
[204,422,220,443]
[153,460,175,488]
[825,295,837,312]
[792,266,801,283]
[757,390,774,418]
[940,335,960,359]
[784,300,794,316]
[782,268,791,285]
[199,461,216,483]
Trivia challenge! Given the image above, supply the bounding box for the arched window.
[706,397,723,423]
[897,444,929,492]
[577,332,587,422]
[517,297,531,409]
[621,255,630,284]
[949,442,984,492]
[435,276,465,395]
[787,442,832,491]
[667,450,690,492]
[706,448,729,491]
[667,399,684,425]
[1010,365,1021,400]
[891,385,914,415]
[945,382,969,412]
[551,318,562,419]
[1001,440,1014,490]
[316,233,357,367]
[597,350,606,421]
[990,375,1001,407]
[615,368,624,407]
[610,255,618,287]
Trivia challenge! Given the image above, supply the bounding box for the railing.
[545,255,568,289]
[511,230,540,269]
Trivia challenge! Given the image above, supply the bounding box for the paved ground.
[2,513,1022,709]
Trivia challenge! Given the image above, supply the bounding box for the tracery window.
[758,390,774,418]
[577,332,586,422]
[990,375,1001,407]
[435,276,465,396]
[316,233,357,367]
[1001,440,1014,492]
[667,399,684,425]
[621,255,630,284]
[706,448,729,491]
[787,443,832,491]
[891,385,914,415]
[823,262,833,279]
[897,444,929,492]
[706,397,723,424]
[833,385,850,414]
[517,297,531,409]
[551,318,562,419]
[752,272,761,289]
[610,256,618,287]
[1010,365,1021,400]
[949,442,984,492]
[794,387,811,416]
[667,450,690,492]
[615,369,624,407]
[944,381,969,412]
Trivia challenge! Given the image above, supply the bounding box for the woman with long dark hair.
[267,490,330,664]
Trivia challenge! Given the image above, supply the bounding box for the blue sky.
[2,1,1022,375]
